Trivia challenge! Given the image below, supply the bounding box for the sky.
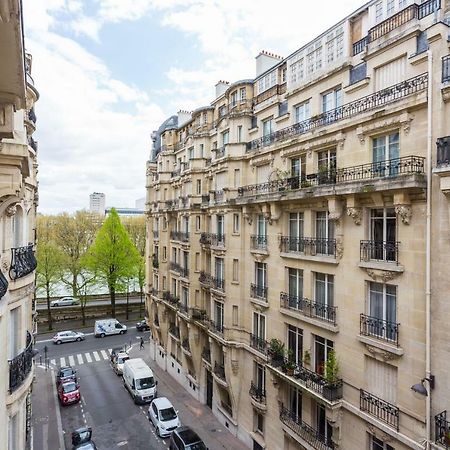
[23,0,366,214]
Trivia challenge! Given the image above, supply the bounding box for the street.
[36,296,143,311]
[32,322,247,450]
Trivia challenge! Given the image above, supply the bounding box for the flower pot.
[286,368,294,376]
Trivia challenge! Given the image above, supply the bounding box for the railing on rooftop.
[238,156,425,198]
[246,73,428,152]
[360,389,399,430]
[360,314,399,346]
[437,136,450,167]
[443,55,450,83]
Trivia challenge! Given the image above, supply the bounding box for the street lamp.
[411,375,435,397]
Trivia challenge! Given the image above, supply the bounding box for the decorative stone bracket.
[362,268,402,283]
[394,204,412,225]
[346,207,362,225]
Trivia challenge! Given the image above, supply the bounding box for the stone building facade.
[146,1,450,449]
[0,1,39,448]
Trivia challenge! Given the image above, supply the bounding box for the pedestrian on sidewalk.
[140,336,144,350]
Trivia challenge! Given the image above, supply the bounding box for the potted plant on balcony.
[268,338,285,367]
[274,169,291,192]
[303,350,311,366]
[282,350,296,376]
[323,350,342,401]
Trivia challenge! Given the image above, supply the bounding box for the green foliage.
[325,350,340,385]
[268,338,285,358]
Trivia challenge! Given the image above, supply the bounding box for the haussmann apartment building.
[0,0,39,449]
[145,0,450,449]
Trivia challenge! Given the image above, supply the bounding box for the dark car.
[58,381,80,405]
[169,426,207,450]
[136,319,150,331]
[72,427,97,450]
[56,366,77,385]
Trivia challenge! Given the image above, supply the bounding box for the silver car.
[52,331,85,345]
[50,297,79,307]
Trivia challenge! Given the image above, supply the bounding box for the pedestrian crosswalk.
[50,349,113,367]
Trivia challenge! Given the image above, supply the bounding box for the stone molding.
[394,204,412,225]
[346,207,362,225]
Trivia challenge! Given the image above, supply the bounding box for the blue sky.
[23,0,365,214]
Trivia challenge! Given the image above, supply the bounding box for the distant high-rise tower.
[89,192,105,215]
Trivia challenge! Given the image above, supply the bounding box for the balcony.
[201,194,210,205]
[255,83,287,105]
[152,255,159,269]
[246,74,427,152]
[153,230,159,239]
[214,362,226,381]
[212,276,225,292]
[9,332,34,393]
[162,291,180,306]
[199,271,213,288]
[10,244,37,280]
[250,235,268,251]
[170,231,190,242]
[268,355,343,404]
[352,36,368,56]
[238,156,425,201]
[169,261,189,278]
[201,347,211,365]
[181,338,191,355]
[208,320,224,336]
[279,405,334,450]
[360,240,399,264]
[249,381,266,404]
[435,410,450,448]
[280,237,336,258]
[360,389,399,431]
[250,334,268,355]
[437,136,450,167]
[250,283,268,301]
[280,293,337,326]
[360,314,399,346]
[169,323,180,340]
[443,55,450,83]
[0,265,8,299]
[200,233,225,247]
[191,308,208,322]
[171,169,181,178]
[213,146,226,159]
[212,190,225,204]
[165,200,176,210]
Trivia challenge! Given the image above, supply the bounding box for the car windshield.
[136,377,155,390]
[63,382,77,393]
[187,443,207,450]
[61,368,75,377]
[159,407,177,421]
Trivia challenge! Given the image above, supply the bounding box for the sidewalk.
[129,342,249,450]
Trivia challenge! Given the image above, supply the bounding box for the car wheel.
[56,340,62,345]
[119,330,125,335]
[76,337,81,342]
[100,333,105,338]
[156,427,160,437]
[53,303,58,307]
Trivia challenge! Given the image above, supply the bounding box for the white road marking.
[68,355,75,366]
[108,348,112,354]
[93,351,101,361]
[100,350,108,360]
[59,357,66,366]
[85,353,92,363]
[50,359,56,366]
[76,354,84,365]
[50,368,65,450]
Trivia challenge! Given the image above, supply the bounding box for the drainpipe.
[425,48,433,450]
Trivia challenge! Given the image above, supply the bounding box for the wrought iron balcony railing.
[200,233,226,247]
[360,240,399,264]
[249,381,266,404]
[199,271,213,287]
[212,276,225,292]
[250,334,268,354]
[360,314,399,346]
[169,261,189,278]
[165,199,176,209]
[208,320,224,335]
[269,355,343,402]
[437,136,450,167]
[191,308,208,321]
[435,410,450,448]
[360,389,399,430]
[162,291,180,305]
[201,194,210,205]
[214,146,226,159]
[169,323,180,339]
[279,405,335,450]
[0,263,8,299]
[352,36,368,55]
[212,190,224,204]
[443,55,450,83]
[153,230,159,239]
[170,231,189,242]
[246,73,427,152]
[10,244,37,280]
[250,283,268,301]
[238,156,425,198]
[280,236,336,257]
[201,347,211,364]
[181,338,190,352]
[280,293,337,325]
[214,362,226,381]
[250,235,268,250]
[9,331,33,393]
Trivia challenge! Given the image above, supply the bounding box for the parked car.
[51,297,79,307]
[58,381,80,405]
[94,318,127,337]
[148,397,180,438]
[72,427,97,450]
[169,426,207,450]
[111,351,129,375]
[56,366,77,385]
[52,330,85,345]
[136,319,150,331]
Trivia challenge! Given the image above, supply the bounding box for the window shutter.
[375,57,406,90]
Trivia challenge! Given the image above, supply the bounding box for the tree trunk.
[46,281,53,330]
[81,294,86,326]
[139,287,143,317]
[126,284,129,320]
[110,284,116,318]
[72,274,77,298]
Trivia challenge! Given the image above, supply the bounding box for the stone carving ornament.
[394,204,412,225]
[346,207,362,225]
[6,204,17,217]
[364,269,400,282]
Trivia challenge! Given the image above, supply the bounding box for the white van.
[122,358,157,404]
[94,319,127,338]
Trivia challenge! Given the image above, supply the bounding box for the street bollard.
[44,345,48,371]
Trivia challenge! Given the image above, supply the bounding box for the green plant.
[303,350,311,365]
[268,338,285,359]
[325,350,340,385]
[283,349,296,371]
[301,180,312,188]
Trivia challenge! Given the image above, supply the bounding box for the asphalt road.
[36,297,143,311]
[33,324,166,450]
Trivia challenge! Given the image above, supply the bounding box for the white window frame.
[294,101,311,124]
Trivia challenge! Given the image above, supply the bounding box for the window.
[316,403,333,445]
[199,144,204,158]
[289,386,302,422]
[9,307,20,359]
[314,335,334,375]
[221,130,229,146]
[217,215,224,237]
[369,208,397,261]
[375,1,383,22]
[315,211,335,255]
[322,87,342,113]
[237,125,242,143]
[183,216,189,233]
[232,305,238,326]
[240,87,246,101]
[287,324,303,364]
[253,312,266,341]
[162,276,166,290]
[230,91,238,107]
[195,253,200,271]
[262,118,273,137]
[368,282,397,341]
[387,0,395,15]
[398,0,407,8]
[214,301,224,330]
[162,246,167,260]
[314,273,334,319]
[232,259,239,282]
[294,101,310,124]
[289,212,304,252]
[372,133,399,175]
[181,286,189,310]
[371,435,395,450]
[196,179,201,194]
[290,155,306,185]
[195,216,201,231]
[254,361,266,393]
[255,262,267,288]
[256,214,267,238]
[8,413,18,450]
[255,412,264,434]
[288,268,303,306]
[375,57,406,90]
[234,169,240,187]
[219,105,226,117]
[366,357,397,404]
[188,146,194,159]
[317,148,336,184]
[233,214,240,233]
[281,67,287,83]
[215,257,224,281]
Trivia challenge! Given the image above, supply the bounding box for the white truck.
[122,358,157,404]
[94,319,127,338]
